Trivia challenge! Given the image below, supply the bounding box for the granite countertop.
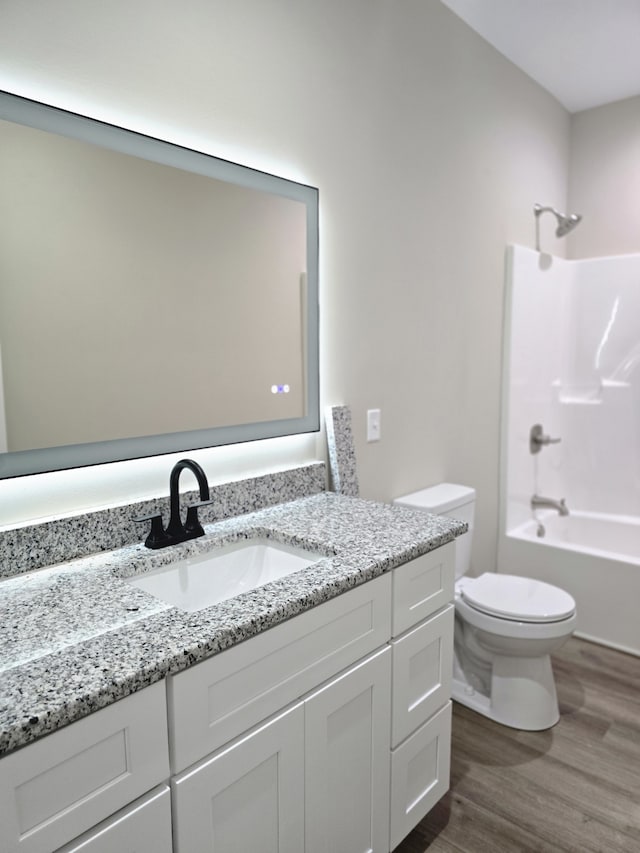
[0,492,465,757]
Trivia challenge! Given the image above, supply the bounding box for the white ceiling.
[440,0,640,113]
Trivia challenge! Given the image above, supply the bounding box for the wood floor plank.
[407,789,561,853]
[451,744,639,852]
[452,708,640,834]
[393,637,640,853]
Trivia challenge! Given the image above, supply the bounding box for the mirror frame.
[0,91,319,478]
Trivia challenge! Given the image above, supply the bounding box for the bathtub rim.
[507,508,640,568]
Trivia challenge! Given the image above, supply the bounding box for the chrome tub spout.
[531,495,569,516]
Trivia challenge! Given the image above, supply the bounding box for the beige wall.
[0,0,570,573]
[568,95,640,259]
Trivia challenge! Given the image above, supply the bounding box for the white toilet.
[393,483,577,731]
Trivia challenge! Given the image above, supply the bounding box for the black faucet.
[135,458,213,549]
[166,459,212,542]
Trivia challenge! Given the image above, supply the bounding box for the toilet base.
[451,652,560,731]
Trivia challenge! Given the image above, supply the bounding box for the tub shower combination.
[499,238,640,657]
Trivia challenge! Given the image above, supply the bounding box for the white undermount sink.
[125,538,324,612]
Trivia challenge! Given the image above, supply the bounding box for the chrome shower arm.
[534,204,558,218]
[534,204,560,252]
[534,204,553,252]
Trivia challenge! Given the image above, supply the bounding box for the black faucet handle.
[184,499,214,538]
[134,513,170,549]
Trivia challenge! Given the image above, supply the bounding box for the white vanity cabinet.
[0,539,456,853]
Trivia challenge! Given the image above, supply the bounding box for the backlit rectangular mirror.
[0,91,319,478]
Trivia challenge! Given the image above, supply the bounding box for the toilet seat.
[461,573,576,623]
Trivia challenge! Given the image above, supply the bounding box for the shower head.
[555,211,582,237]
[534,204,582,250]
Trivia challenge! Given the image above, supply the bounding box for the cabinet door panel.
[391,605,454,747]
[392,543,454,636]
[56,785,172,853]
[305,647,391,853]
[172,703,304,853]
[390,702,452,851]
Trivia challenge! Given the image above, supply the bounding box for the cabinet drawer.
[392,543,454,637]
[391,604,454,747]
[167,573,392,772]
[0,681,169,853]
[56,785,172,853]
[389,701,452,851]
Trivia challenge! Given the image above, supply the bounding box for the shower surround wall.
[498,245,640,655]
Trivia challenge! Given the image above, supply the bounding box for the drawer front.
[56,785,172,853]
[0,681,169,853]
[168,573,392,773]
[391,604,454,747]
[389,701,452,851]
[392,542,454,637]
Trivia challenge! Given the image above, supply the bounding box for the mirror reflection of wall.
[0,113,312,458]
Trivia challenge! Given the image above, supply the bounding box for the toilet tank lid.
[393,483,475,514]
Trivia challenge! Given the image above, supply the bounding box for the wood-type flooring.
[393,637,640,853]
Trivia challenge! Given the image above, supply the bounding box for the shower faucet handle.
[530,423,562,454]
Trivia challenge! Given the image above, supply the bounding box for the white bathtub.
[499,511,640,656]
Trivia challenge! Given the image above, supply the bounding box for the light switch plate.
[367,408,381,442]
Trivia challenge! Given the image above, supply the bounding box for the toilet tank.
[393,483,475,579]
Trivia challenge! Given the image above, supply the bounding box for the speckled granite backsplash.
[0,462,325,579]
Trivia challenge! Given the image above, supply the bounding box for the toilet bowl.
[393,484,577,731]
